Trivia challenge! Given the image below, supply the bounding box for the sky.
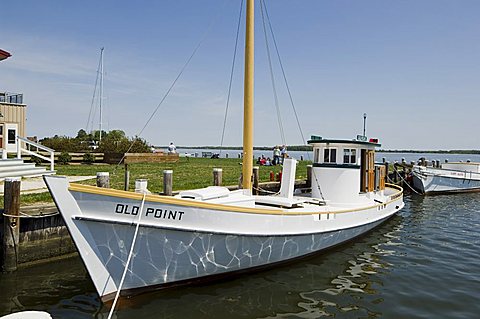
[1,0,479,150]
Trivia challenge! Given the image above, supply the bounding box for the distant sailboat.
[86,47,105,146]
[44,0,404,302]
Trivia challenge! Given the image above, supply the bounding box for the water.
[1,193,480,318]
[177,148,480,164]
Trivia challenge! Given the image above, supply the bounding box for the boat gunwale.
[68,182,403,215]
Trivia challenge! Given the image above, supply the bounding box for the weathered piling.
[163,170,173,196]
[213,168,222,186]
[124,164,130,191]
[252,166,259,195]
[306,165,312,188]
[2,178,21,272]
[384,161,390,183]
[96,172,110,188]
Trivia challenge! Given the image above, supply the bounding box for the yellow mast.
[242,0,254,190]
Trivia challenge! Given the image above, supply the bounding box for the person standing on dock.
[273,146,281,165]
[168,142,177,154]
[280,145,287,164]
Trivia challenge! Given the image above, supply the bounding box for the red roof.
[0,49,12,61]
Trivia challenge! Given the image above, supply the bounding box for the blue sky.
[1,0,479,150]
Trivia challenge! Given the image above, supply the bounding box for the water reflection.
[2,192,480,318]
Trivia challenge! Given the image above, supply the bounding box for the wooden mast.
[242,0,254,190]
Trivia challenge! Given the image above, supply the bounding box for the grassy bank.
[11,157,311,207]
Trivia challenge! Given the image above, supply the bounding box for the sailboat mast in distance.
[99,47,104,143]
[242,0,254,190]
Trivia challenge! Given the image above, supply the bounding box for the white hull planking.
[45,175,404,301]
[412,166,480,194]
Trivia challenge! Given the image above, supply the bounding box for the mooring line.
[107,193,147,319]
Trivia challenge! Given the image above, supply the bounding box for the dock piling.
[163,170,173,196]
[2,178,21,272]
[306,165,312,188]
[253,166,259,195]
[213,168,223,186]
[124,164,130,191]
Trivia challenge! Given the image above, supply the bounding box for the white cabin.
[308,136,386,204]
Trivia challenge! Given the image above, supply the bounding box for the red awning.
[0,49,12,61]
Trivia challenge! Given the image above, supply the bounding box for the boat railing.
[385,183,403,201]
[16,136,55,171]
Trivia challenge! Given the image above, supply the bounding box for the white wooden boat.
[44,0,403,303]
[412,162,480,194]
[0,311,52,319]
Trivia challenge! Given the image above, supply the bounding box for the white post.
[50,151,55,171]
[16,138,21,159]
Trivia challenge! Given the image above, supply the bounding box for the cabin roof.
[307,138,381,147]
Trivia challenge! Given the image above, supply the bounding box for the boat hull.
[412,167,480,194]
[44,176,403,301]
[84,215,389,301]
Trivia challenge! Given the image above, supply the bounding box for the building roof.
[0,49,12,61]
[307,137,381,147]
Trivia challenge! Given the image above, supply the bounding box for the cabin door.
[5,123,18,154]
[367,150,375,192]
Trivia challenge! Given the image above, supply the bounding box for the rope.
[253,186,280,195]
[260,0,286,146]
[219,0,244,155]
[113,0,229,174]
[107,193,147,319]
[86,50,102,133]
[390,166,422,195]
[2,211,59,218]
[261,0,324,201]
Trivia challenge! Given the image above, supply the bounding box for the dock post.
[2,178,21,272]
[163,170,173,196]
[96,172,110,188]
[213,168,223,186]
[124,164,130,191]
[382,157,386,163]
[238,173,243,189]
[401,158,406,165]
[252,166,259,195]
[384,161,390,184]
[306,164,312,188]
[225,153,229,159]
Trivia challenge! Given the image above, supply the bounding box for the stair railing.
[16,136,55,171]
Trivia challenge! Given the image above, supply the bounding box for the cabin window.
[323,148,337,163]
[343,149,357,164]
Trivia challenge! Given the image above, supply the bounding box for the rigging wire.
[107,193,147,319]
[113,0,229,172]
[261,0,325,200]
[262,1,305,149]
[86,51,102,133]
[260,0,286,146]
[219,0,244,155]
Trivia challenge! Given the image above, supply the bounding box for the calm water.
[1,193,480,318]
[178,148,480,164]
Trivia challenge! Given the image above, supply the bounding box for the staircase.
[0,159,55,180]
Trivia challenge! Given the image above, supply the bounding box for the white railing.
[16,136,55,171]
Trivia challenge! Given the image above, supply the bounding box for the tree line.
[40,129,151,153]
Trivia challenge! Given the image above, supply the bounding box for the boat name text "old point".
[115,204,185,221]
